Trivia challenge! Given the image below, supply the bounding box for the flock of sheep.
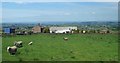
[7,41,33,55]
[7,37,68,55]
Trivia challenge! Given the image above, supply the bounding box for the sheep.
[28,41,33,45]
[63,37,68,41]
[14,41,23,48]
[82,30,86,34]
[7,46,17,55]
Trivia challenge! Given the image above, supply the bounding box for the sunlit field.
[2,33,118,61]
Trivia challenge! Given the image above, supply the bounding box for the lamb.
[14,41,23,48]
[7,46,17,55]
[28,41,33,45]
[82,30,86,34]
[63,37,68,41]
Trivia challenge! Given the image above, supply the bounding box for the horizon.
[2,2,118,23]
[1,21,118,24]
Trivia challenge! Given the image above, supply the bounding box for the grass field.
[2,33,118,61]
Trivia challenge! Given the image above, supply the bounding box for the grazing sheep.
[82,30,86,34]
[14,41,23,48]
[7,46,17,55]
[28,41,33,45]
[63,37,68,41]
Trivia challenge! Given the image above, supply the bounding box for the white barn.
[49,27,77,33]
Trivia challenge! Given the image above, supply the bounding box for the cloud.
[13,1,28,4]
[2,8,73,19]
[2,2,118,23]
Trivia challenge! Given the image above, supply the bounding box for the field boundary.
[0,37,2,63]
[1,61,119,63]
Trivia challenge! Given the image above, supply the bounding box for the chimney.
[38,23,41,26]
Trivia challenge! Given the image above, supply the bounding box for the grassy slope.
[2,34,118,61]
[0,37,2,62]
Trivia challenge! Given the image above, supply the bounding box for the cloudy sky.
[2,2,118,23]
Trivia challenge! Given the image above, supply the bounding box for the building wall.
[49,27,77,33]
[4,28,10,34]
[50,27,77,31]
[4,28,15,34]
[56,30,71,33]
[32,26,41,33]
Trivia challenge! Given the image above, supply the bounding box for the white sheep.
[14,41,23,48]
[28,41,33,45]
[7,46,17,55]
[83,30,86,34]
[63,37,68,41]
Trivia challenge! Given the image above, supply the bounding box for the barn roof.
[32,25,42,29]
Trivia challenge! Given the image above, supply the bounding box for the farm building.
[32,23,44,33]
[49,27,77,33]
[99,27,110,34]
[99,29,110,34]
[16,31,28,35]
[3,28,15,34]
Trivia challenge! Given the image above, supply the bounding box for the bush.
[72,29,79,33]
[17,57,23,62]
[88,30,96,33]
[43,27,50,33]
[33,58,39,61]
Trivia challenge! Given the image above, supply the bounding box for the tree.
[89,30,96,33]
[43,27,50,33]
[72,29,79,33]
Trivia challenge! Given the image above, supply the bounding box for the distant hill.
[2,21,118,28]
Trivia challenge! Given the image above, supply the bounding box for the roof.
[32,25,41,29]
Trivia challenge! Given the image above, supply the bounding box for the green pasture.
[2,33,118,61]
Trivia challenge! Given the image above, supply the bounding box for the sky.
[1,2,118,23]
[1,0,119,2]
